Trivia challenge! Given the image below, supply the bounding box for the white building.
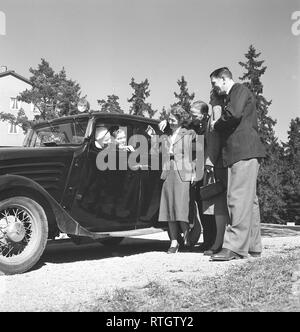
[0,67,35,146]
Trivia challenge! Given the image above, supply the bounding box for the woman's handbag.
[199,170,226,201]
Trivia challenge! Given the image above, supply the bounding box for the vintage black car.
[0,112,203,275]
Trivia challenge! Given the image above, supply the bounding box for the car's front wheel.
[0,196,48,275]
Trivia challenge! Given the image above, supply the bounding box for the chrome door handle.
[131,164,149,170]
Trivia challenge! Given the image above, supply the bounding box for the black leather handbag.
[199,170,226,201]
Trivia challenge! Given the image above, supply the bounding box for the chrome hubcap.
[0,207,33,258]
[6,220,26,243]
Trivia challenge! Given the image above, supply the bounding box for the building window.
[10,97,21,111]
[8,123,18,135]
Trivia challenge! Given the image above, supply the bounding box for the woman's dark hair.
[170,105,190,121]
[108,125,120,137]
[169,105,191,130]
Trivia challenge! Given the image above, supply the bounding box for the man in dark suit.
[208,67,266,261]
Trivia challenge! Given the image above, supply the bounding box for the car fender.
[0,174,90,236]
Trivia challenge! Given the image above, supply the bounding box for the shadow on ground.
[38,237,170,270]
[33,223,300,272]
[261,224,300,238]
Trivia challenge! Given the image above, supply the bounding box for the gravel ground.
[0,226,300,312]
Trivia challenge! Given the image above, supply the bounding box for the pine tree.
[97,94,123,114]
[55,67,82,116]
[17,59,82,121]
[159,106,169,121]
[173,76,195,113]
[239,45,278,149]
[128,78,155,118]
[239,45,285,223]
[282,117,300,224]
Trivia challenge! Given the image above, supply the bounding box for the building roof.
[0,70,31,85]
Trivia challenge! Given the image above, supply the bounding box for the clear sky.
[0,0,299,142]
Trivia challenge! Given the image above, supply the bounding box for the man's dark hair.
[210,67,233,79]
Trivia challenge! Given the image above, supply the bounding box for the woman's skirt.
[158,160,193,223]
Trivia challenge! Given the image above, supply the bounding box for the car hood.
[0,146,79,200]
[0,146,77,161]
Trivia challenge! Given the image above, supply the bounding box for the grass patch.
[87,251,300,312]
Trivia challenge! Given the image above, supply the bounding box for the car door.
[70,118,141,232]
[129,121,163,229]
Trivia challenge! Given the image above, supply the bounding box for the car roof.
[31,112,159,129]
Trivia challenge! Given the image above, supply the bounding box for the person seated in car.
[95,126,112,149]
[110,127,135,152]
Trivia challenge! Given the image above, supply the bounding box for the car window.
[131,122,159,147]
[73,118,89,144]
[28,119,89,147]
[94,121,131,151]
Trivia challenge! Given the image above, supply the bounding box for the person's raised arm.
[214,85,249,131]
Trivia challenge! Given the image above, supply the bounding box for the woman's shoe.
[167,244,180,254]
[183,231,191,248]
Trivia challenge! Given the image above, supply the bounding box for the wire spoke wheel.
[0,206,34,259]
[0,197,48,275]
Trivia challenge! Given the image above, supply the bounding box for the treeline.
[0,45,299,225]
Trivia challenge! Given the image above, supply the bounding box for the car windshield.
[25,118,89,147]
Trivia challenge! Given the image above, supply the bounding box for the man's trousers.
[222,158,262,257]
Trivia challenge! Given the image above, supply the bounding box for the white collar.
[226,81,235,95]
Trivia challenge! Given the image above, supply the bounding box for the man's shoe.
[167,244,179,254]
[249,251,261,258]
[210,248,243,261]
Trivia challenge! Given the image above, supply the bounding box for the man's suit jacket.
[152,127,204,182]
[214,83,266,167]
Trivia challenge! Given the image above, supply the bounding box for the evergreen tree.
[173,76,195,113]
[0,59,83,131]
[239,45,278,149]
[282,117,300,224]
[97,94,123,114]
[128,78,155,118]
[239,45,285,223]
[21,58,58,120]
[159,106,169,121]
[55,67,82,116]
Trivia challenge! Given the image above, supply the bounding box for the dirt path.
[0,225,300,312]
